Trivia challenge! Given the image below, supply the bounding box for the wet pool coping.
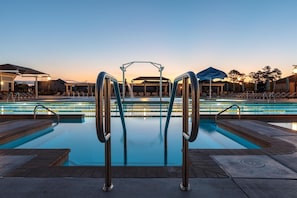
[0,120,53,144]
[0,114,85,123]
[0,118,296,178]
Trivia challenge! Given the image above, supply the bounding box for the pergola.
[131,76,171,97]
[120,61,165,101]
[0,64,50,98]
[64,80,95,96]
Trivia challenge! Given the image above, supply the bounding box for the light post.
[131,80,134,95]
[159,65,164,99]
[293,65,297,92]
[47,76,51,94]
[120,65,127,100]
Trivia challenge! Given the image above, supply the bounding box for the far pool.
[2,99,297,116]
[14,117,259,166]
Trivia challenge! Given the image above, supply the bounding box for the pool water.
[2,100,297,116]
[15,117,259,166]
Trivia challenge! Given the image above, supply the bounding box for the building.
[275,75,296,93]
[0,64,50,98]
[130,76,171,97]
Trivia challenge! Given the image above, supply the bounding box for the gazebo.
[197,67,227,98]
[64,80,95,96]
[0,64,50,98]
[131,76,171,97]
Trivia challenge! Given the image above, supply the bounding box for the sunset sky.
[1,0,296,83]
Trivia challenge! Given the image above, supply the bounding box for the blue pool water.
[13,117,259,166]
[3,99,288,166]
[2,99,297,116]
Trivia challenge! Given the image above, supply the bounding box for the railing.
[33,104,60,126]
[164,71,200,191]
[95,71,127,192]
[215,104,241,121]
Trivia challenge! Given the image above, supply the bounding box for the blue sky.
[1,0,296,82]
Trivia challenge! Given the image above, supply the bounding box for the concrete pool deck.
[0,119,297,197]
[1,177,297,198]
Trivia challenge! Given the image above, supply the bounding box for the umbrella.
[0,64,48,75]
[0,64,50,98]
[197,67,227,98]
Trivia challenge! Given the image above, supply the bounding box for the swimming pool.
[13,117,259,166]
[2,98,294,166]
[2,98,297,116]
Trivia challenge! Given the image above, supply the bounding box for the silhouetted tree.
[249,66,282,92]
[228,69,245,92]
[249,71,262,92]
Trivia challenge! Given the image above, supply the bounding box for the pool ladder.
[95,71,200,192]
[95,72,127,192]
[164,71,200,191]
[215,104,241,121]
[33,104,60,126]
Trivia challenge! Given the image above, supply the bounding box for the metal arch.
[122,61,163,70]
[120,61,165,101]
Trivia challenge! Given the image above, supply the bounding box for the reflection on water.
[14,117,259,166]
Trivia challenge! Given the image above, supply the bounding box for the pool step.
[216,119,297,154]
[0,120,53,144]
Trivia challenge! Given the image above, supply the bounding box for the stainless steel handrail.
[164,71,200,191]
[95,71,127,192]
[215,104,241,121]
[33,104,59,126]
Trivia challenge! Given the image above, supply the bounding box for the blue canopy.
[196,67,227,81]
[197,67,227,99]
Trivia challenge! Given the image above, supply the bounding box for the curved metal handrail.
[164,71,200,191]
[215,104,241,121]
[95,71,127,192]
[33,104,60,126]
[95,72,127,142]
[164,71,200,142]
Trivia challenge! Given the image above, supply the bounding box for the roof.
[0,64,49,76]
[276,75,295,83]
[197,67,227,81]
[132,76,170,81]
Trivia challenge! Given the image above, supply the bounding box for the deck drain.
[240,158,265,168]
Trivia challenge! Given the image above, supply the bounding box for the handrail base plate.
[102,183,114,192]
[180,183,191,191]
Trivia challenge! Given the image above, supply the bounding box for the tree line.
[228,66,282,93]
